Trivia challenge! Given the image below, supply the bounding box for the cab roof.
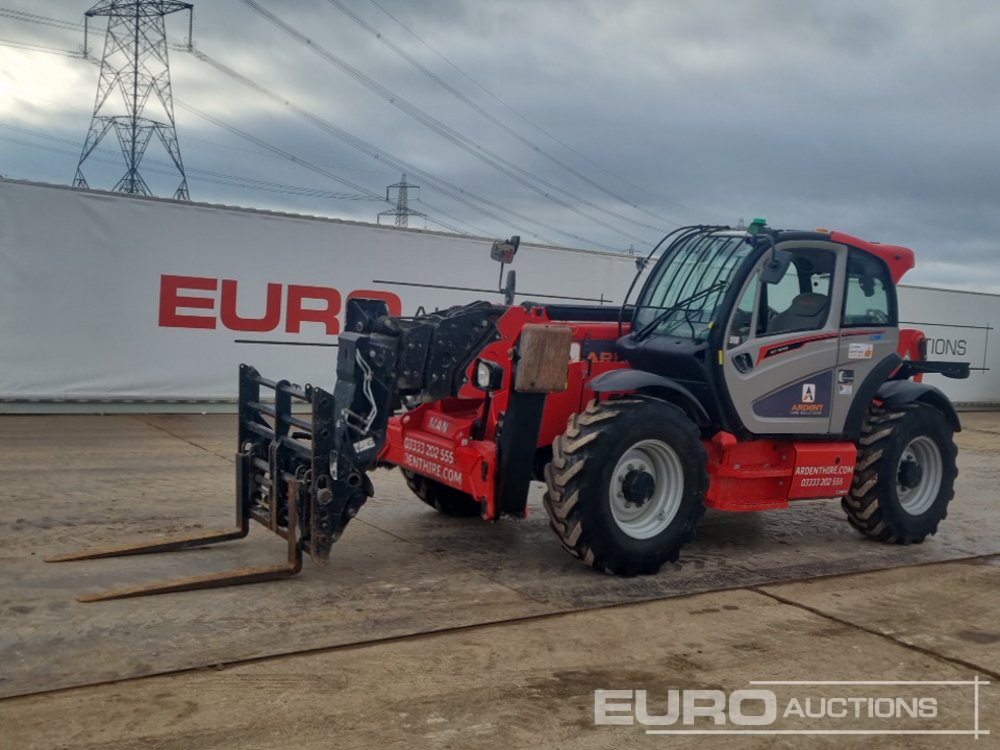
[770,228,915,283]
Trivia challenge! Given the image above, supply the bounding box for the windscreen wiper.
[631,280,727,342]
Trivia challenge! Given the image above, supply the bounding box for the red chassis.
[380,304,924,518]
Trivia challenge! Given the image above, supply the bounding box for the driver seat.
[769,292,829,334]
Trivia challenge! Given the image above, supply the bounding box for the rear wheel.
[543,397,708,574]
[843,401,957,543]
[401,469,481,517]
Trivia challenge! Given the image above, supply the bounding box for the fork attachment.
[46,323,401,601]
[45,297,506,600]
[239,312,400,566]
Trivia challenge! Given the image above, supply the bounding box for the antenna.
[378,173,425,227]
[73,1,194,200]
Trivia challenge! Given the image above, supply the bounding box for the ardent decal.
[752,371,833,419]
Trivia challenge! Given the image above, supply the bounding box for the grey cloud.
[3,0,999,287]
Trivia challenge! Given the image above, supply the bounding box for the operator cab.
[617,223,909,439]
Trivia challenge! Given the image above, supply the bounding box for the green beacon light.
[747,217,767,235]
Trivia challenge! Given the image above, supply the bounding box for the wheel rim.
[609,439,684,539]
[896,436,943,515]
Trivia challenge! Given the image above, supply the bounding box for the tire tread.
[543,397,707,574]
[843,402,957,543]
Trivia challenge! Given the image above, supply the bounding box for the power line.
[0,125,381,203]
[0,2,722,226]
[0,37,82,56]
[2,49,408,214]
[183,56,556,243]
[1,74,395,181]
[324,0,674,232]
[186,48,615,249]
[2,38,473,230]
[83,42,535,235]
[236,0,649,247]
[2,18,616,245]
[366,0,720,220]
[0,7,85,32]
[419,216,468,235]
[172,98,387,201]
[3,126,474,236]
[414,198,492,236]
[180,132,395,178]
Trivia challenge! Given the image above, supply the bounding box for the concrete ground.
[1,413,998,748]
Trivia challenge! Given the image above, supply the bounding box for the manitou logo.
[157,274,401,334]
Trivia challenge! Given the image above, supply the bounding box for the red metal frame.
[381,305,627,519]
[897,327,926,382]
[381,304,884,517]
[702,431,857,511]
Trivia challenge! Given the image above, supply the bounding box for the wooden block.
[514,324,573,393]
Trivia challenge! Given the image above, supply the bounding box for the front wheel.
[842,401,958,543]
[543,397,708,575]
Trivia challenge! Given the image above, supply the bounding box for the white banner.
[1,179,996,407]
[0,180,634,403]
[896,285,998,404]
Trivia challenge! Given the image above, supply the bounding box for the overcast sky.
[1,0,999,290]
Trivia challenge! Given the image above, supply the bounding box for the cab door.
[722,242,847,436]
[827,248,900,435]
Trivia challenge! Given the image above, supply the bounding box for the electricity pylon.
[378,174,425,227]
[73,1,194,200]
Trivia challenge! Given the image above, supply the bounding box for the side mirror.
[491,235,520,264]
[761,249,793,285]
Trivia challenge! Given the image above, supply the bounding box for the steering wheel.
[866,309,890,324]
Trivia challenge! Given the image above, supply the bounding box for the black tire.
[842,401,957,543]
[543,397,708,575]
[401,469,482,517]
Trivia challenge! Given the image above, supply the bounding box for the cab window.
[842,249,894,327]
[727,270,759,348]
[760,249,835,336]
